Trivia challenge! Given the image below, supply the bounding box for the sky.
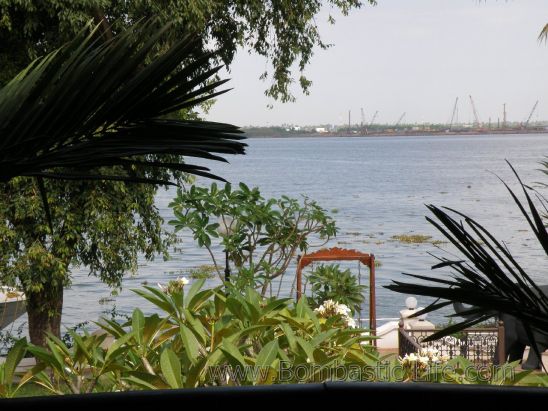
[205,0,548,127]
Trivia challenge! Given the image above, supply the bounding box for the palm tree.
[385,162,548,366]
[0,19,246,228]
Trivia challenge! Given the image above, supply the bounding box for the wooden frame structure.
[295,247,376,340]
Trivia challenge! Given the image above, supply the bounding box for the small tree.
[169,183,337,295]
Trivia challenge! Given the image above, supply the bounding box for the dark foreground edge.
[2,382,548,408]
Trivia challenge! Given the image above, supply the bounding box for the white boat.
[0,286,26,329]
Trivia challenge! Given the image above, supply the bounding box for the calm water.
[10,133,548,333]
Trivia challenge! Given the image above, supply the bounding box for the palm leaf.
[0,19,246,231]
[385,164,548,363]
[0,19,246,184]
[539,23,548,43]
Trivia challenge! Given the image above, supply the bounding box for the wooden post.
[370,254,376,346]
[497,320,506,365]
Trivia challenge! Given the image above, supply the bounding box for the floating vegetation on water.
[331,208,339,214]
[439,191,448,195]
[344,231,361,236]
[375,241,384,245]
[98,297,115,305]
[188,264,217,279]
[390,234,448,245]
[374,259,383,268]
[337,241,352,245]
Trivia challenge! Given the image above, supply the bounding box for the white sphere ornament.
[405,297,418,310]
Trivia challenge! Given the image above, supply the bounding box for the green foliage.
[307,264,366,314]
[0,19,244,344]
[0,0,376,102]
[25,330,124,394]
[0,338,30,398]
[3,281,548,394]
[5,280,377,392]
[169,182,337,294]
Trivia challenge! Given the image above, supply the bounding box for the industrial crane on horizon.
[395,112,406,127]
[524,100,539,129]
[449,97,459,130]
[370,110,379,126]
[469,95,481,128]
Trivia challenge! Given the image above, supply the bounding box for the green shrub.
[307,264,366,314]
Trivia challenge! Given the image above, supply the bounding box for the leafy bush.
[3,279,548,395]
[3,279,377,394]
[169,183,337,295]
[307,264,366,314]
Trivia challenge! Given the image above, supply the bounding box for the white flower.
[177,276,190,286]
[157,283,167,292]
[314,305,326,315]
[418,347,439,359]
[315,300,357,329]
[335,304,351,316]
[406,353,417,362]
[346,317,357,328]
[418,356,430,365]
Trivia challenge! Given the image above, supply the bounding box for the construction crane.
[469,95,481,128]
[395,112,406,127]
[524,100,539,129]
[449,97,459,130]
[369,110,379,126]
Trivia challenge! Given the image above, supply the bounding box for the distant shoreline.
[244,128,548,139]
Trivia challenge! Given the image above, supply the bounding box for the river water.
[9,133,548,333]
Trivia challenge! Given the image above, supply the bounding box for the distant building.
[315,127,328,133]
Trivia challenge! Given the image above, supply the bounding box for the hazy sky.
[206,0,548,127]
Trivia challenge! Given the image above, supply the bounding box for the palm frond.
[539,23,548,43]
[385,164,548,354]
[0,19,246,185]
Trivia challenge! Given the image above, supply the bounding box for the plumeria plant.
[314,300,357,328]
[157,277,190,295]
[169,183,337,296]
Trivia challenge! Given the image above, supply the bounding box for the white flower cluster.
[157,276,190,294]
[314,300,356,328]
[400,347,450,367]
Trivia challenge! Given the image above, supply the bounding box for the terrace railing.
[398,320,506,366]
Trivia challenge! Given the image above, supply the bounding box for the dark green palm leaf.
[385,164,548,364]
[0,19,246,184]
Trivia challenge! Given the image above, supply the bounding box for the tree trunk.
[26,282,64,347]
